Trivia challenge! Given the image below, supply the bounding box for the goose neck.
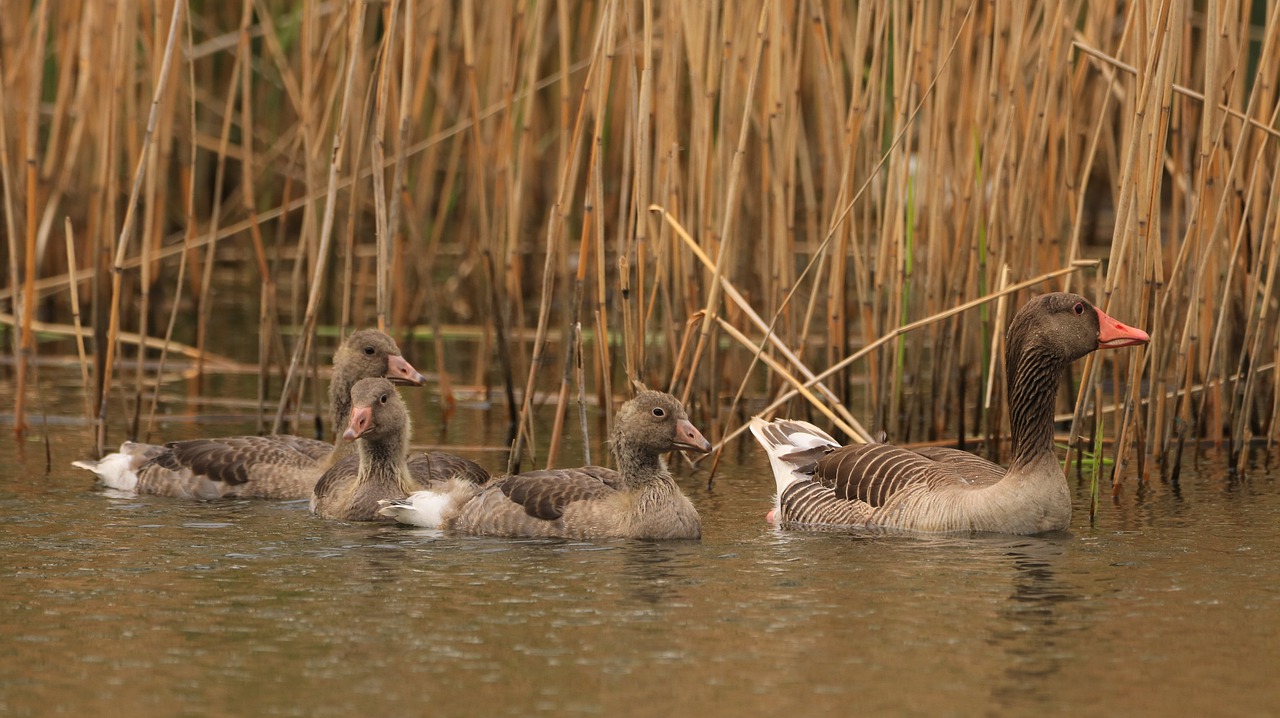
[1006,343,1066,469]
[357,431,412,490]
[611,439,670,488]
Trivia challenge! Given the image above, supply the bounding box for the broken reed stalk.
[711,264,1097,452]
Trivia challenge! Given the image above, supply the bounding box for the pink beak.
[344,405,374,441]
[1096,307,1150,349]
[673,418,713,453]
[386,355,428,386]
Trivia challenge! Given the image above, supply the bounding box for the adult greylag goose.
[751,292,1149,535]
[72,330,428,499]
[377,390,712,539]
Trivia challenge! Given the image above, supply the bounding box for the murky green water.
[2,375,1279,717]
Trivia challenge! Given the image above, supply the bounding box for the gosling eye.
[363,345,377,356]
[379,393,389,404]
[1073,302,1085,316]
[652,407,665,418]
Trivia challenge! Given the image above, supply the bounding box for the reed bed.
[2,0,1278,484]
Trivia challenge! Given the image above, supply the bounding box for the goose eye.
[379,393,389,404]
[652,407,665,418]
[1073,302,1085,316]
[363,345,377,356]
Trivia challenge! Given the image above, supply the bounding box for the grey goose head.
[342,378,409,442]
[612,390,712,457]
[1006,292,1149,366]
[334,330,427,388]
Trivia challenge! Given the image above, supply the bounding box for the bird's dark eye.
[1073,302,1085,316]
[363,345,376,356]
[652,407,665,418]
[379,393,389,404]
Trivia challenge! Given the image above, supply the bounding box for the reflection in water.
[617,541,692,605]
[977,535,1086,711]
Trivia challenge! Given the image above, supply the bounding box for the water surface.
[1,383,1278,717]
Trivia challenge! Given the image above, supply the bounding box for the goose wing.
[406,451,491,488]
[499,467,620,520]
[152,435,331,486]
[815,443,998,507]
[910,446,1006,485]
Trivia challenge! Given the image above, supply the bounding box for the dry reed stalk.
[144,12,202,441]
[508,4,608,473]
[232,0,282,432]
[371,0,399,332]
[680,1,769,419]
[14,0,50,438]
[63,219,92,422]
[4,1,1280,472]
[543,0,619,468]
[192,0,250,399]
[94,0,185,453]
[272,0,366,434]
[387,0,416,334]
[0,46,20,405]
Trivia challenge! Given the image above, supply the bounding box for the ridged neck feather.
[1005,331,1068,469]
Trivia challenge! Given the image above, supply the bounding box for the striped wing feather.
[499,467,621,520]
[152,435,332,486]
[910,446,1005,484]
[816,443,1003,508]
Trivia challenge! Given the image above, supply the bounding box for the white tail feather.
[71,444,148,492]
[748,417,841,498]
[378,490,453,527]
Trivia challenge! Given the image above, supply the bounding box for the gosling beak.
[672,418,713,454]
[344,405,374,441]
[386,354,428,386]
[1096,307,1150,349]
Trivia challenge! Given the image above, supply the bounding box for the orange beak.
[386,355,427,386]
[1096,307,1150,349]
[343,405,374,441]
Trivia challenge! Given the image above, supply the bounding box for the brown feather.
[499,467,620,520]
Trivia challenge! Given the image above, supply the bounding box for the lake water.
[1,372,1278,717]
